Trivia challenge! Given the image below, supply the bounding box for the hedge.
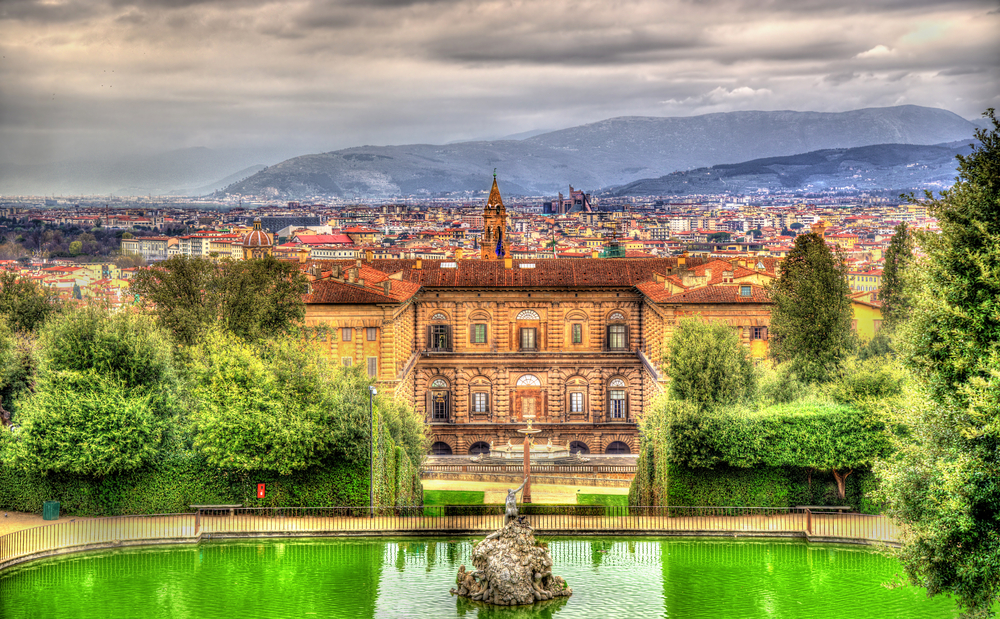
[0,442,422,517]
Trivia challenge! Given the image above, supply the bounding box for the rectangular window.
[430,325,450,350]
[570,391,584,413]
[366,327,377,341]
[471,323,487,344]
[472,392,489,413]
[740,285,751,297]
[342,357,352,367]
[873,319,883,332]
[432,393,448,421]
[572,323,582,344]
[367,356,377,378]
[608,324,626,350]
[751,326,768,341]
[342,328,352,342]
[520,327,537,351]
[609,390,626,419]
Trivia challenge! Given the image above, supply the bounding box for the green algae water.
[0,537,957,619]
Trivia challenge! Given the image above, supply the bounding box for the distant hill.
[223,105,981,199]
[0,148,273,197]
[604,141,976,196]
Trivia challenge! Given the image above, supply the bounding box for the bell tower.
[481,171,510,260]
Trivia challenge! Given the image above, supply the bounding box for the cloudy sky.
[1,0,997,167]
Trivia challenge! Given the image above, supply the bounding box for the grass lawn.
[422,490,486,506]
[576,493,629,507]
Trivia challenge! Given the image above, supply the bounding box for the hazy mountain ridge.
[605,141,976,196]
[223,105,980,199]
[0,148,276,197]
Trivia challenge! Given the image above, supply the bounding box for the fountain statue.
[450,476,572,606]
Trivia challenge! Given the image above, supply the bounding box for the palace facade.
[302,181,775,456]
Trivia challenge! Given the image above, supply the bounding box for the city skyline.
[1,0,998,169]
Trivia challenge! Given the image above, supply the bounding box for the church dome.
[243,218,272,248]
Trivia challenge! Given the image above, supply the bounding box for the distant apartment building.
[847,270,883,294]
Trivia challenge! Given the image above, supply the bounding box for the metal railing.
[0,506,898,571]
[0,514,195,570]
[421,464,637,474]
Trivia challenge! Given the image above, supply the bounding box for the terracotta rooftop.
[346,257,706,288]
[638,282,771,304]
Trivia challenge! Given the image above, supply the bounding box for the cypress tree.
[767,232,853,383]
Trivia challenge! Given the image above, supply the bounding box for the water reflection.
[0,537,959,619]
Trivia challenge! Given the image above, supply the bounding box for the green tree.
[707,232,731,243]
[877,109,1000,618]
[130,255,307,346]
[69,240,82,255]
[0,271,61,333]
[880,222,914,326]
[768,232,853,383]
[189,329,425,474]
[666,317,756,407]
[8,307,179,476]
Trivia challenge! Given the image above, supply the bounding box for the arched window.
[468,441,490,455]
[427,378,451,422]
[605,441,630,455]
[431,441,453,455]
[516,309,540,320]
[516,374,541,387]
[608,378,627,419]
[428,313,452,351]
[606,312,628,351]
[569,441,590,455]
[516,310,540,350]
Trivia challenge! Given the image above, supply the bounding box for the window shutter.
[445,325,452,351]
[605,326,611,351]
[425,389,434,420]
[626,391,631,422]
[624,326,630,350]
[427,325,433,350]
[446,392,452,421]
[762,326,768,341]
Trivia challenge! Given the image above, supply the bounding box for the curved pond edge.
[0,526,898,573]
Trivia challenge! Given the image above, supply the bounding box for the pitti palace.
[299,178,776,456]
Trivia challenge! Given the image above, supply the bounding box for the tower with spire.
[481,171,510,260]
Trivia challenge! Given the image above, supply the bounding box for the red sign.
[257,483,266,499]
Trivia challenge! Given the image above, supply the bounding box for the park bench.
[796,505,852,513]
[190,504,242,516]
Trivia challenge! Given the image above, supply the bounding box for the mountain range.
[0,105,986,198]
[604,140,977,196]
[221,105,981,199]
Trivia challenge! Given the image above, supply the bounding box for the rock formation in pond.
[451,516,572,606]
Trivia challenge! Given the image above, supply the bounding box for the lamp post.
[369,385,377,518]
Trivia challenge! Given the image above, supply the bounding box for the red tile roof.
[638,282,771,304]
[303,276,420,304]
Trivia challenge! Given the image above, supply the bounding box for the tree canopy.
[130,255,307,346]
[7,307,179,476]
[768,232,853,382]
[666,317,756,407]
[877,109,1000,618]
[0,270,61,333]
[188,329,426,475]
[880,222,914,327]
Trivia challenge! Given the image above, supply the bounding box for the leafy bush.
[755,361,813,406]
[188,330,426,475]
[7,307,180,476]
[828,355,906,410]
[666,317,756,407]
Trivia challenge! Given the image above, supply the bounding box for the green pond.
[0,537,957,619]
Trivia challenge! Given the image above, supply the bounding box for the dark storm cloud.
[0,0,997,175]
